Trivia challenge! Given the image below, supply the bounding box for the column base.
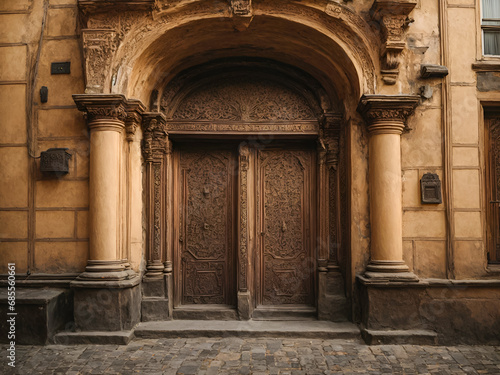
[71,276,141,332]
[145,260,164,278]
[74,260,137,284]
[365,260,418,282]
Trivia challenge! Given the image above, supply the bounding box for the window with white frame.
[483,0,500,55]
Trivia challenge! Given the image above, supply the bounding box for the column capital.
[125,99,146,141]
[357,94,419,135]
[73,94,128,129]
[142,112,168,161]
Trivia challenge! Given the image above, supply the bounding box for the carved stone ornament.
[357,94,419,135]
[370,0,417,85]
[82,29,118,94]
[320,113,342,167]
[73,94,128,125]
[125,99,146,141]
[142,113,168,161]
[231,0,252,16]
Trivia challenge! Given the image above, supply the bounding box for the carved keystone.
[370,0,417,85]
[231,0,252,16]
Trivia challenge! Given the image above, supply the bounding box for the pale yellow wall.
[0,0,88,275]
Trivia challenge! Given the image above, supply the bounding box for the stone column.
[71,94,141,332]
[358,95,419,281]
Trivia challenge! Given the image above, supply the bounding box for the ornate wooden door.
[176,147,236,305]
[257,148,315,306]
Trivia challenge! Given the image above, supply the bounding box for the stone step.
[0,288,72,345]
[134,320,362,340]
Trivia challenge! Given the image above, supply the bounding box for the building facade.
[1,0,500,345]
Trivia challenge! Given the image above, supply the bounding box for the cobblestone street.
[1,338,499,375]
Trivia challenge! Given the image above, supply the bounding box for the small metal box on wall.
[420,172,442,204]
[40,148,72,175]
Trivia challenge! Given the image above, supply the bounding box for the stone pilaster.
[142,113,168,278]
[141,112,172,321]
[321,114,342,269]
[358,95,419,281]
[318,114,347,321]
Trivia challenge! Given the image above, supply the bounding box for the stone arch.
[89,0,379,113]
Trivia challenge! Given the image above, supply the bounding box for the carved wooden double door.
[174,143,315,310]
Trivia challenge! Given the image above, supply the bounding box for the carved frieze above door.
[175,147,236,306]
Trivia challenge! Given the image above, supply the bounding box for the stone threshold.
[134,320,362,340]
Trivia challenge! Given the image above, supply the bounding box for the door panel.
[258,149,315,306]
[178,148,235,305]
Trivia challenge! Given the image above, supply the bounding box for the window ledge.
[473,61,500,72]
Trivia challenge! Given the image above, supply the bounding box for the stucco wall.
[0,0,88,275]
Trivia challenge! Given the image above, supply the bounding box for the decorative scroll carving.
[370,0,417,85]
[180,150,234,305]
[172,77,316,121]
[239,145,249,292]
[260,150,313,305]
[82,29,118,94]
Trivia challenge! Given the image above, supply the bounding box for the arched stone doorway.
[70,1,424,332]
[141,59,348,320]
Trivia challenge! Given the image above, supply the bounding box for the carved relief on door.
[257,148,315,306]
[176,147,236,305]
